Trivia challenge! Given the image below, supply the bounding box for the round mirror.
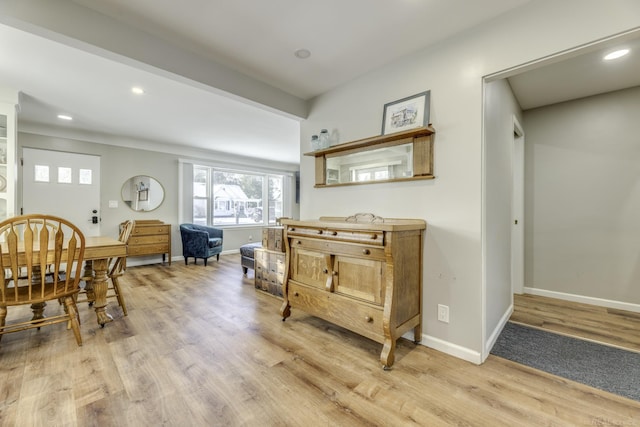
[121,175,164,212]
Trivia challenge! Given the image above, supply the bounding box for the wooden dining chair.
[77,220,134,316]
[0,214,85,345]
[107,220,135,315]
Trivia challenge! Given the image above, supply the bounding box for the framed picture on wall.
[381,90,430,135]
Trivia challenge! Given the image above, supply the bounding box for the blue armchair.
[179,224,223,266]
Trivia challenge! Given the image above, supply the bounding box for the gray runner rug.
[490,322,640,401]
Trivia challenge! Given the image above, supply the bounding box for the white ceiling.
[507,32,640,110]
[0,0,638,164]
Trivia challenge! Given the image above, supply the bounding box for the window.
[193,166,285,226]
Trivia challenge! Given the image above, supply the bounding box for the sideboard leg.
[280,302,291,321]
[380,338,396,370]
[414,324,422,344]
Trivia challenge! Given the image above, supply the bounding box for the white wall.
[524,86,640,306]
[300,0,640,363]
[483,79,523,353]
[18,131,299,262]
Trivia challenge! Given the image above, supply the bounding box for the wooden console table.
[124,220,171,264]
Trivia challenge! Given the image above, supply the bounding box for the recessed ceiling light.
[603,49,630,61]
[131,86,145,94]
[57,114,73,121]
[294,48,311,59]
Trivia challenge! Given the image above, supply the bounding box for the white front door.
[22,148,101,236]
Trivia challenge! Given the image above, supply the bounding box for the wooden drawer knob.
[362,249,370,255]
[293,292,299,297]
[365,316,373,323]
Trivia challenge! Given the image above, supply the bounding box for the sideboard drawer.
[286,226,384,246]
[288,281,384,344]
[289,237,386,260]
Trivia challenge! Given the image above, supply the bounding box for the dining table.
[1,233,127,326]
[81,236,127,326]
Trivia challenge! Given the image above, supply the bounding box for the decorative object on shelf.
[121,175,164,211]
[382,90,430,135]
[319,129,330,149]
[311,134,320,151]
[0,173,5,192]
[280,215,426,369]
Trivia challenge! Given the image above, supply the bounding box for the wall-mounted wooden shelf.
[305,126,435,187]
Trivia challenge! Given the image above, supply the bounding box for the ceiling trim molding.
[18,121,300,172]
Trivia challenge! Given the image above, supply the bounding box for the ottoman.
[240,242,262,274]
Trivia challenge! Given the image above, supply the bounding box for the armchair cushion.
[180,224,224,266]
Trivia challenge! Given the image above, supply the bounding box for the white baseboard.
[523,287,640,314]
[418,334,482,365]
[483,303,513,362]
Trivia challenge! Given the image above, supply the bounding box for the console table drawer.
[129,235,169,245]
[131,224,171,236]
[128,243,170,256]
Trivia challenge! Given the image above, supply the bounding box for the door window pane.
[79,169,92,185]
[58,167,72,183]
[34,165,49,182]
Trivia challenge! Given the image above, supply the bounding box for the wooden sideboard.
[124,220,171,264]
[280,214,426,369]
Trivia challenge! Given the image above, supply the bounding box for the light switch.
[108,200,118,208]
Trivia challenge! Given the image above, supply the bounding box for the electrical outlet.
[248,235,253,241]
[437,304,449,323]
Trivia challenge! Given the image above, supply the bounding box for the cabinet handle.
[331,231,337,236]
[296,240,302,245]
[365,316,373,323]
[323,268,328,274]
[318,230,323,234]
[294,292,299,297]
[288,227,295,231]
[371,234,378,240]
[362,249,370,255]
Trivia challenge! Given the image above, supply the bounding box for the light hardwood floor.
[512,293,640,353]
[1,255,639,426]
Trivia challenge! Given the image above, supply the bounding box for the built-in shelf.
[305,126,435,187]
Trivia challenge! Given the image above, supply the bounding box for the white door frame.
[511,116,525,295]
